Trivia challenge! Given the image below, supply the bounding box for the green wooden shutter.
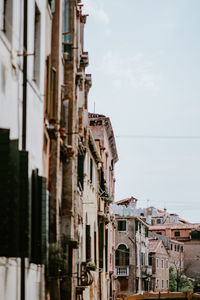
[122,221,126,231]
[99,222,104,268]
[105,229,108,272]
[0,129,12,255]
[0,130,30,258]
[31,169,40,263]
[145,227,148,237]
[125,248,130,266]
[90,158,93,183]
[77,153,84,190]
[39,176,48,265]
[31,170,48,265]
[94,231,97,265]
[86,224,91,261]
[136,219,138,231]
[115,249,119,266]
[9,139,20,257]
[19,150,30,258]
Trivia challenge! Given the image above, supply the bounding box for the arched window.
[115,244,129,266]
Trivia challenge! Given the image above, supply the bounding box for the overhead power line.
[116,135,200,139]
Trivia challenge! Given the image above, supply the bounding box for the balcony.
[115,266,129,277]
[142,265,152,277]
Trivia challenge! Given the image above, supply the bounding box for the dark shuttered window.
[0,130,30,258]
[31,170,48,265]
[118,220,126,231]
[86,225,91,262]
[77,153,84,190]
[116,244,129,266]
[99,222,104,268]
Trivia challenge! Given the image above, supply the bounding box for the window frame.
[156,258,159,269]
[161,259,164,269]
[174,231,180,237]
[156,279,159,289]
[117,220,127,232]
[162,280,164,289]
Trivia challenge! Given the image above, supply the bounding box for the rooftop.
[115,196,138,206]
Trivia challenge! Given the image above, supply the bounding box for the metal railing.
[115,266,129,276]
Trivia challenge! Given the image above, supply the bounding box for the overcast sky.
[82,0,200,223]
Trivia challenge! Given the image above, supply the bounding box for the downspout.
[21,1,28,300]
[22,0,27,150]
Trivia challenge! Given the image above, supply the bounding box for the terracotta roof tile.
[115,196,138,205]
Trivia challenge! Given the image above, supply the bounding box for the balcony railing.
[142,265,152,276]
[115,266,129,276]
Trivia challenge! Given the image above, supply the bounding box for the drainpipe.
[21,1,28,300]
[22,0,27,150]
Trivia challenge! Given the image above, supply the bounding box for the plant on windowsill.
[85,261,97,271]
[103,185,113,203]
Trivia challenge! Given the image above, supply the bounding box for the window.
[181,246,183,252]
[141,252,145,266]
[33,4,41,87]
[181,259,183,269]
[156,258,159,268]
[171,244,173,250]
[156,232,162,235]
[105,229,108,272]
[99,222,103,268]
[136,220,138,231]
[161,259,164,268]
[2,0,13,42]
[94,231,97,265]
[157,219,161,224]
[177,259,179,268]
[162,280,164,289]
[149,254,152,266]
[86,225,91,262]
[48,0,55,13]
[166,260,168,268]
[175,231,180,237]
[90,158,93,183]
[167,280,169,289]
[145,227,148,237]
[174,245,176,251]
[177,245,180,252]
[156,279,159,289]
[118,220,126,231]
[77,152,84,190]
[115,244,129,266]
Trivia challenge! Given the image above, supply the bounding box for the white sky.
[82,0,200,223]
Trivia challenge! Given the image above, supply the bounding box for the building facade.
[112,198,151,298]
[149,238,169,292]
[0,0,51,299]
[89,113,118,300]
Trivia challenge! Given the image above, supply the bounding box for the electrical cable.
[116,135,200,140]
